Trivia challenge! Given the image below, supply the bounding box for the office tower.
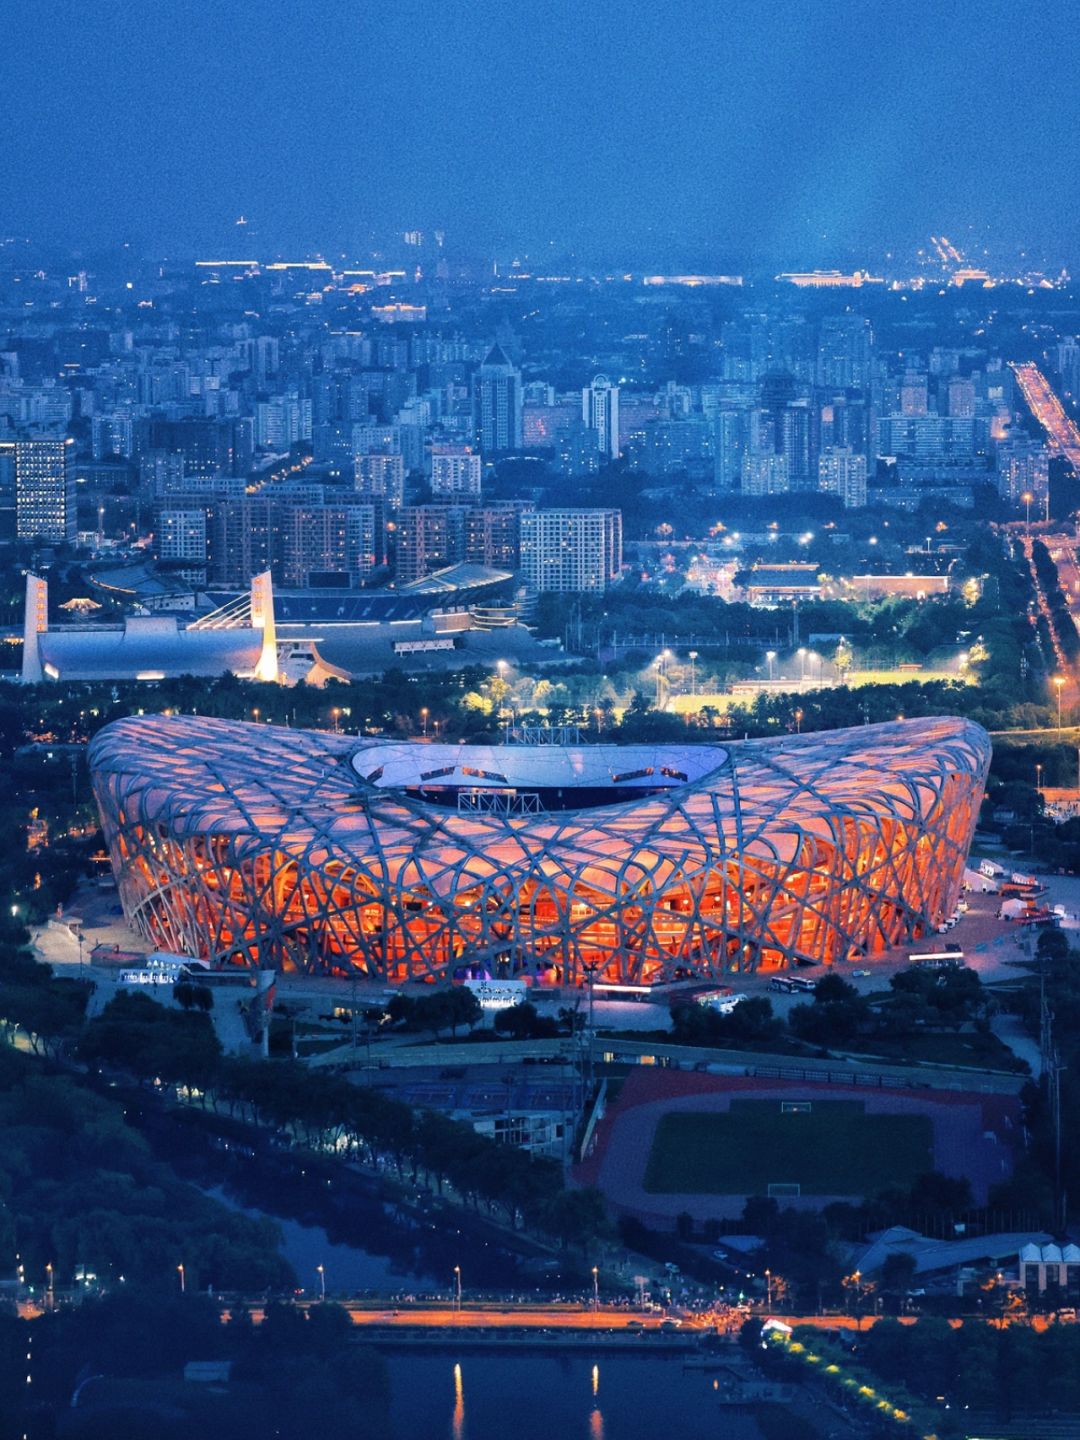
[519,509,622,595]
[582,376,620,458]
[741,452,789,496]
[473,345,523,452]
[713,407,749,492]
[816,315,874,390]
[947,377,976,418]
[430,445,482,498]
[780,400,815,490]
[15,437,76,543]
[355,452,405,509]
[818,446,868,509]
[899,373,929,417]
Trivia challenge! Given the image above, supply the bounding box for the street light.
[420,707,429,737]
[794,708,804,735]
[453,1265,462,1313]
[1055,675,1065,731]
[317,1264,326,1301]
[688,650,698,695]
[46,1263,54,1312]
[592,1265,599,1313]
[798,648,807,684]
[1022,491,1034,532]
[765,650,776,682]
[177,1263,185,1295]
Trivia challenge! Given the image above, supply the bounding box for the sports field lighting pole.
[1023,491,1033,532]
[798,648,807,685]
[766,650,776,682]
[581,958,601,1097]
[688,651,698,696]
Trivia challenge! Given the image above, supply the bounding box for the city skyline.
[4,1,1080,265]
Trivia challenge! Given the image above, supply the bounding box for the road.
[1011,362,1080,471]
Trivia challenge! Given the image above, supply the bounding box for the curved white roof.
[350,741,727,792]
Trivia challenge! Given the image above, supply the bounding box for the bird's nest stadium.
[88,715,990,987]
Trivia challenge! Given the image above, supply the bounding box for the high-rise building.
[395,505,469,583]
[394,501,532,582]
[899,373,929,417]
[1057,338,1080,402]
[519,509,622,595]
[713,407,749,492]
[818,446,868,509]
[581,375,620,458]
[473,345,523,453]
[816,315,874,390]
[355,452,405,509]
[741,452,789,496]
[15,437,76,543]
[157,509,208,571]
[947,377,976,418]
[996,440,1049,508]
[430,445,482,498]
[282,504,380,587]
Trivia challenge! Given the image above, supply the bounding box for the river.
[383,1353,769,1440]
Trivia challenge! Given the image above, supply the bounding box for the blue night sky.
[2,0,1077,262]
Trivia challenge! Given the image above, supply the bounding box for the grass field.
[642,1099,933,1197]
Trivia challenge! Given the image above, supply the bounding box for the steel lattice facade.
[89,715,990,986]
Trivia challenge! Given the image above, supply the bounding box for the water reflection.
[385,1355,768,1440]
[590,1363,604,1439]
[453,1361,465,1440]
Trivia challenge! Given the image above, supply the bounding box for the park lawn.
[642,1099,933,1196]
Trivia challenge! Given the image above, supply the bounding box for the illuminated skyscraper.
[15,437,76,543]
[473,345,523,453]
[581,375,621,458]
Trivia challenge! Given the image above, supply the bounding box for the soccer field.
[642,1099,934,1197]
